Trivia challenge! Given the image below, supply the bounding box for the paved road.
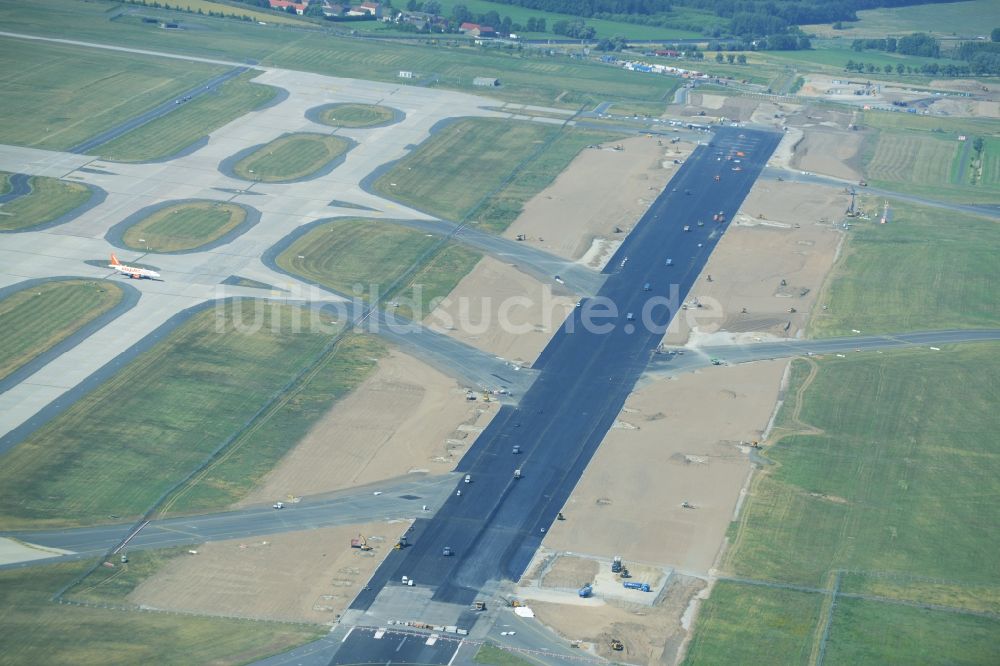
[0,172,29,203]
[647,328,1000,374]
[763,167,1000,219]
[0,475,457,570]
[69,67,249,155]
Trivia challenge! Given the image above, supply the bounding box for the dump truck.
[611,556,623,573]
[578,584,593,598]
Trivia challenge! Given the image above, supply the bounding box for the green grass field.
[161,334,386,514]
[233,133,350,182]
[682,581,822,665]
[686,343,1000,663]
[824,597,1000,665]
[316,103,395,128]
[277,219,442,296]
[809,199,1000,337]
[68,546,191,605]
[0,171,10,195]
[374,118,616,226]
[474,641,535,665]
[728,345,1000,592]
[95,70,277,162]
[805,0,995,39]
[470,126,622,233]
[0,36,224,150]
[0,175,92,231]
[0,301,331,529]
[121,201,247,252]
[393,244,483,322]
[149,0,311,26]
[763,45,963,76]
[0,1,679,110]
[0,561,323,665]
[0,280,124,382]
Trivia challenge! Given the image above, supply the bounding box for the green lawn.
[161,334,386,514]
[0,561,324,665]
[726,345,1000,594]
[825,598,1000,665]
[95,70,278,162]
[0,175,92,231]
[474,641,536,665]
[0,301,331,529]
[393,244,483,322]
[683,581,823,665]
[233,133,350,182]
[0,1,679,110]
[809,200,1000,337]
[374,118,618,232]
[805,0,995,39]
[315,103,395,128]
[0,280,124,382]
[152,0,311,26]
[0,36,224,150]
[276,219,442,296]
[0,171,10,195]
[68,547,191,605]
[763,45,963,77]
[121,201,247,252]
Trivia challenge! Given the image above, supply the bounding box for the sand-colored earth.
[128,522,395,623]
[0,537,71,565]
[503,135,695,261]
[663,182,845,346]
[424,255,576,366]
[789,128,863,181]
[525,574,706,663]
[243,349,495,504]
[542,359,788,574]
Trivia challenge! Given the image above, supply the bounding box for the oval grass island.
[119,200,253,253]
[230,133,352,183]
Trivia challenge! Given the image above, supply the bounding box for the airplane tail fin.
[110,253,121,266]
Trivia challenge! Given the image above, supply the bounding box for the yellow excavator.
[610,638,624,651]
[351,534,373,551]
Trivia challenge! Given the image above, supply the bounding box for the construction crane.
[845,187,858,217]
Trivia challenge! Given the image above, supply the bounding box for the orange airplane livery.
[108,254,161,280]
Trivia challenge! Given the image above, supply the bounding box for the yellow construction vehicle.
[610,639,624,651]
[351,534,373,551]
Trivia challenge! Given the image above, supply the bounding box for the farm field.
[277,219,442,296]
[0,175,92,231]
[121,201,247,252]
[0,561,323,665]
[0,301,331,529]
[315,103,395,128]
[233,133,350,182]
[686,344,1000,663]
[804,0,994,39]
[763,45,964,76]
[0,1,679,109]
[0,36,224,150]
[0,280,124,382]
[161,334,386,515]
[810,199,1000,337]
[95,70,277,162]
[146,0,311,26]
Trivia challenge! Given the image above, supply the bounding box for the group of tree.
[953,40,1000,76]
[844,58,990,77]
[852,32,939,57]
[714,52,748,64]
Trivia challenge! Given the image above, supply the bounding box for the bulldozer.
[610,639,624,651]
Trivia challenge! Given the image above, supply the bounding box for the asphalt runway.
[329,128,781,663]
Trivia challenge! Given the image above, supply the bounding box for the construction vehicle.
[272,501,284,509]
[442,546,453,556]
[473,600,486,611]
[710,358,723,366]
[515,234,526,241]
[624,581,651,592]
[514,469,522,479]
[858,179,867,187]
[120,553,128,564]
[351,535,373,551]
[556,512,565,521]
[681,500,695,509]
[394,535,408,550]
[683,225,690,232]
[610,639,624,651]
[611,556,623,573]
[714,175,720,182]
[512,445,521,454]
[578,584,593,598]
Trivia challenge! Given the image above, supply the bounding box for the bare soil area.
[663,182,845,346]
[527,574,706,664]
[789,128,863,181]
[540,555,600,590]
[542,359,788,574]
[128,521,396,623]
[503,136,695,261]
[424,255,576,366]
[243,349,495,503]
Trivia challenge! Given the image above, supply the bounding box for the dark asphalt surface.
[0,173,30,202]
[69,67,248,155]
[337,128,781,657]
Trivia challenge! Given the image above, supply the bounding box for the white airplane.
[108,253,160,280]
